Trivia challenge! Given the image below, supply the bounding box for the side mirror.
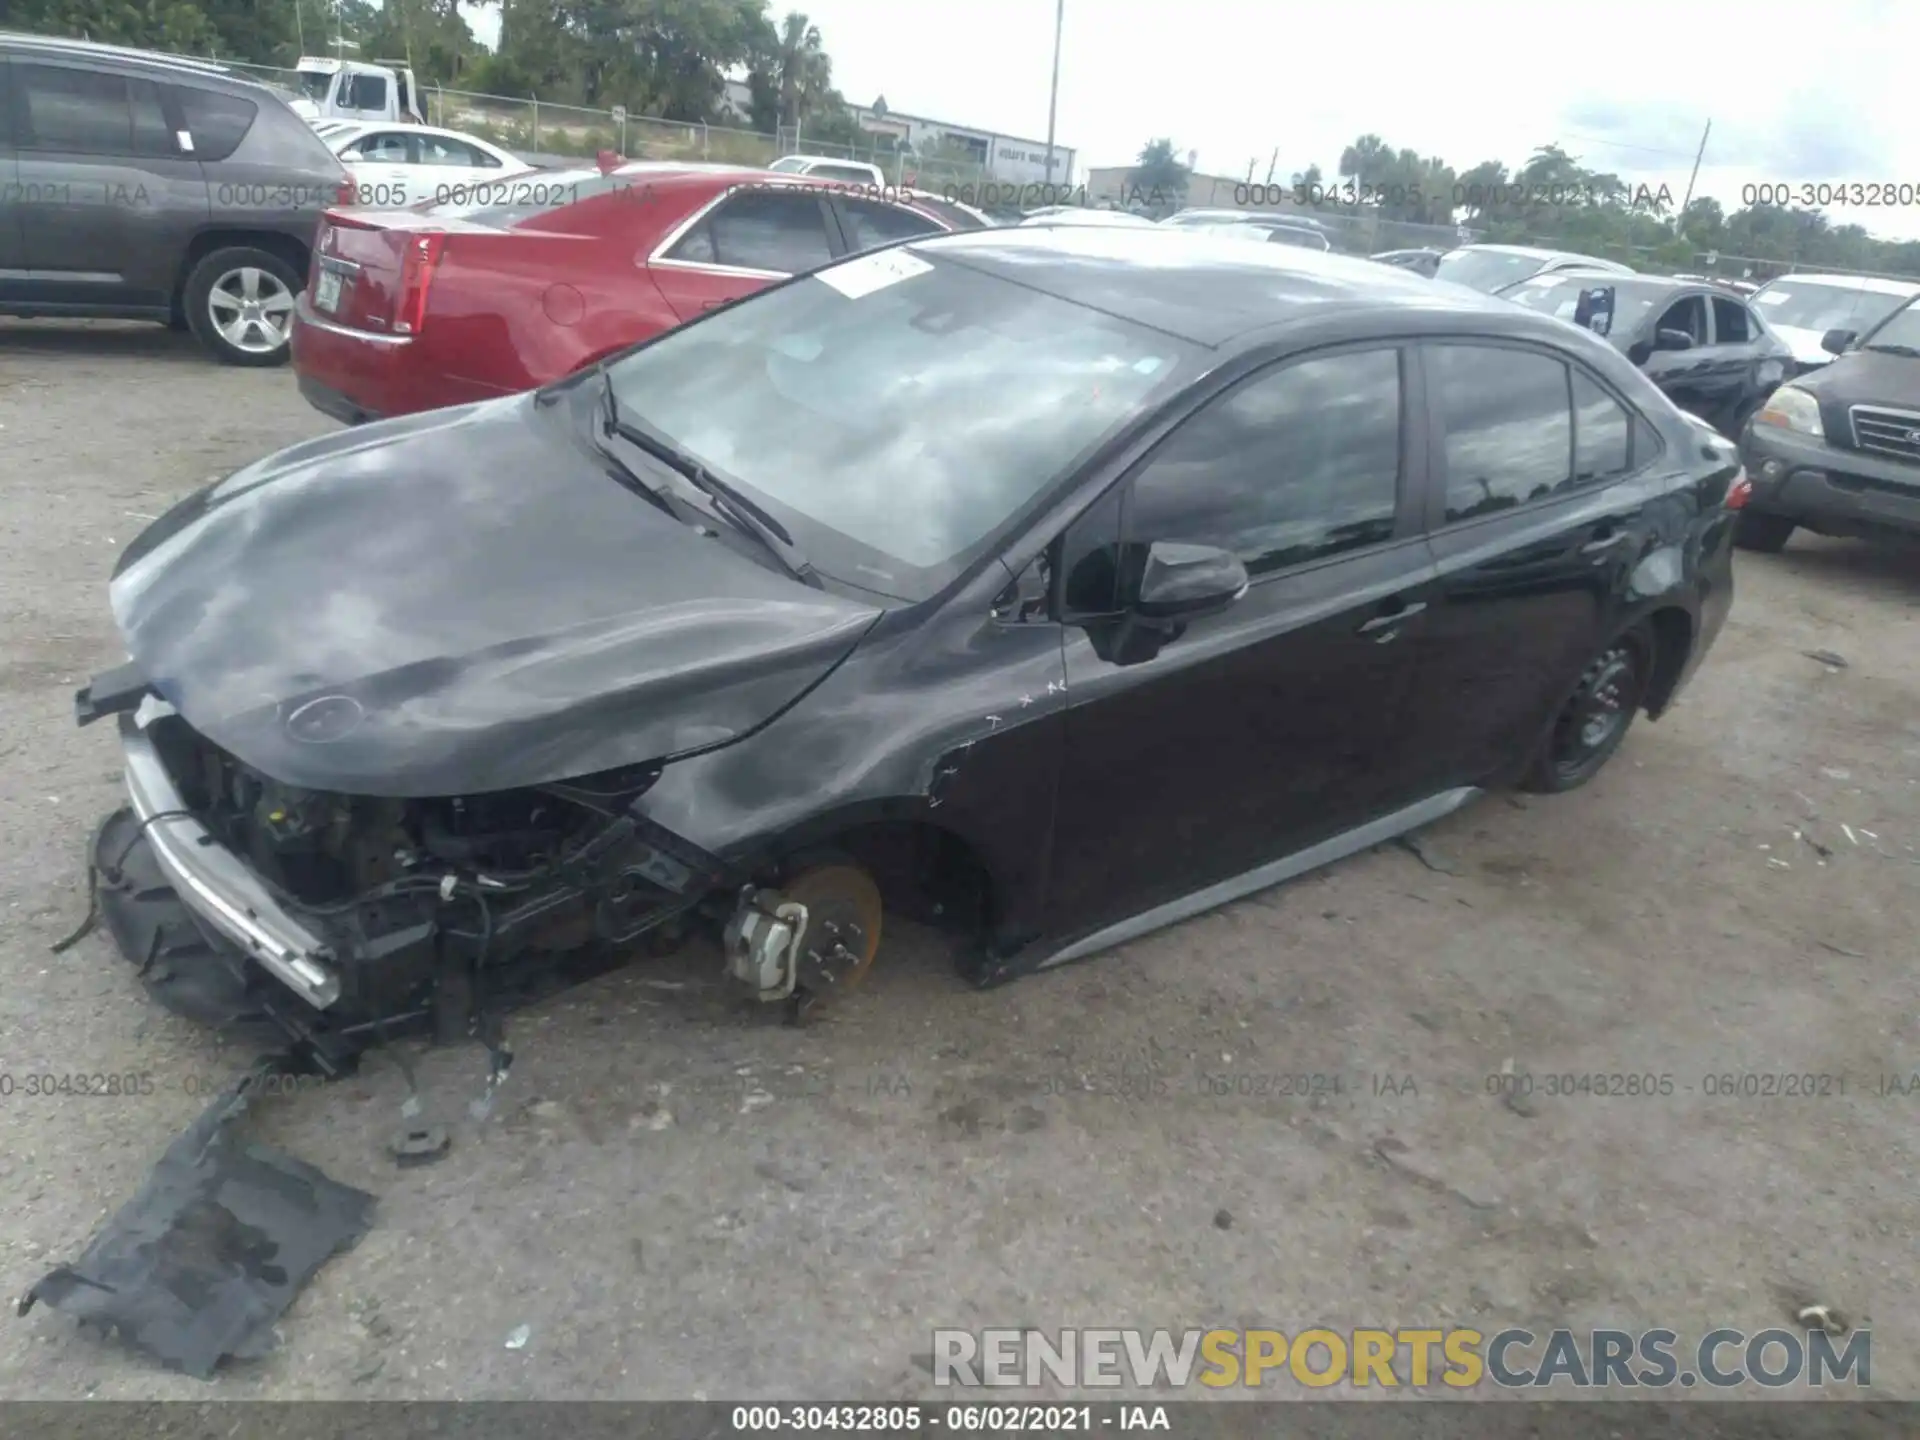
[1133,541,1249,621]
[1821,327,1856,356]
[1654,328,1694,352]
[1626,339,1653,366]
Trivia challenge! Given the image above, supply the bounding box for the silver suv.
[0,33,350,364]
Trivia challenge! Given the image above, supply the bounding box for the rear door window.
[836,197,942,251]
[17,63,177,157]
[1710,296,1751,344]
[172,84,258,161]
[1429,343,1573,522]
[671,189,835,273]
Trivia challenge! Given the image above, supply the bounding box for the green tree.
[1132,137,1190,198]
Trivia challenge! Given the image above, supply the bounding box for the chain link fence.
[196,51,1007,188]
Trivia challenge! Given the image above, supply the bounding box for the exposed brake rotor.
[784,863,883,997]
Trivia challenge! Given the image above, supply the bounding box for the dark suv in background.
[1737,295,1920,551]
[0,33,349,364]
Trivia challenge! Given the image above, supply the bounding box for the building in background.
[848,97,1073,186]
[717,81,1073,185]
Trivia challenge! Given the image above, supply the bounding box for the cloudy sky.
[467,0,1920,243]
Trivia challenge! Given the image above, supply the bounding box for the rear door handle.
[1580,530,1631,555]
[1357,600,1427,635]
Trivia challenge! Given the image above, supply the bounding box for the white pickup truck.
[285,56,426,125]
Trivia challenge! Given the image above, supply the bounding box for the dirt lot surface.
[1,320,1916,1403]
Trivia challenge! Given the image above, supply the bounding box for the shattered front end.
[75,675,731,1069]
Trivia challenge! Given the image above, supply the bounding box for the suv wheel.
[184,247,301,367]
[1733,511,1796,553]
[1522,624,1653,794]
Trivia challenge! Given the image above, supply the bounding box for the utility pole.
[1679,118,1711,226]
[1265,148,1278,185]
[1043,0,1064,183]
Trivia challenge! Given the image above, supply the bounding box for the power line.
[1556,131,1710,160]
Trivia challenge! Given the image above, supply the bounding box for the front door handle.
[1357,600,1427,635]
[1580,530,1631,555]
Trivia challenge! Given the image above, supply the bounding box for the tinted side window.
[1571,370,1633,485]
[694,191,833,272]
[1431,344,1572,521]
[173,84,258,162]
[1124,348,1402,577]
[839,198,942,251]
[1656,294,1708,345]
[0,62,11,146]
[343,73,388,111]
[18,63,175,157]
[1711,296,1751,344]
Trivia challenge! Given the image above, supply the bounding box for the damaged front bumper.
[118,701,342,1010]
[78,672,746,1060]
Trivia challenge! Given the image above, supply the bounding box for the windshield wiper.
[1861,342,1920,359]
[597,373,822,588]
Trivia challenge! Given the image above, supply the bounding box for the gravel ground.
[1,319,1916,1402]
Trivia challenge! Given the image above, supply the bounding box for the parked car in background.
[1018,208,1159,228]
[896,191,995,230]
[1161,208,1332,234]
[1183,220,1331,252]
[291,164,967,423]
[1736,293,1920,552]
[1746,273,1920,376]
[79,224,1740,1062]
[319,120,534,205]
[1434,243,1634,294]
[1673,272,1760,298]
[765,154,887,186]
[0,31,351,365]
[1371,247,1445,277]
[1502,272,1792,438]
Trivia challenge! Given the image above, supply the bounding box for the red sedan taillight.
[1725,467,1752,510]
[335,176,358,206]
[393,233,446,337]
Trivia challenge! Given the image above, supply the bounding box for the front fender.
[633,582,1070,947]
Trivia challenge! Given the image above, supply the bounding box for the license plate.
[313,270,342,314]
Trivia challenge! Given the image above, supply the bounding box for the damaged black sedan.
[76,226,1742,1069]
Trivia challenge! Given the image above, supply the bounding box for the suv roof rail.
[0,30,236,77]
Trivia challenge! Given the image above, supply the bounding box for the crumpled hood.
[109,396,882,797]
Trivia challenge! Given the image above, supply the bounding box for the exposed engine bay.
[78,682,885,1074]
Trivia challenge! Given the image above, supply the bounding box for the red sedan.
[290,164,971,424]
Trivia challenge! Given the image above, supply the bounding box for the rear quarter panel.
[417,185,707,391]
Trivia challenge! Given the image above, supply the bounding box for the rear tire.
[183,246,302,367]
[1521,624,1654,794]
[1734,510,1796,553]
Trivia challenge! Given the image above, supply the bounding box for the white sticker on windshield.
[815,248,934,299]
[1755,290,1791,305]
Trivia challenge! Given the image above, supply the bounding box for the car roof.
[1761,272,1920,295]
[777,154,881,168]
[1512,273,1689,298]
[902,225,1522,347]
[1457,242,1628,267]
[0,30,255,85]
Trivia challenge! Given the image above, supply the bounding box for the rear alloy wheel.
[1733,510,1796,553]
[184,246,301,367]
[1523,627,1653,793]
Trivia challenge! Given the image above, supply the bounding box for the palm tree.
[774,12,831,131]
